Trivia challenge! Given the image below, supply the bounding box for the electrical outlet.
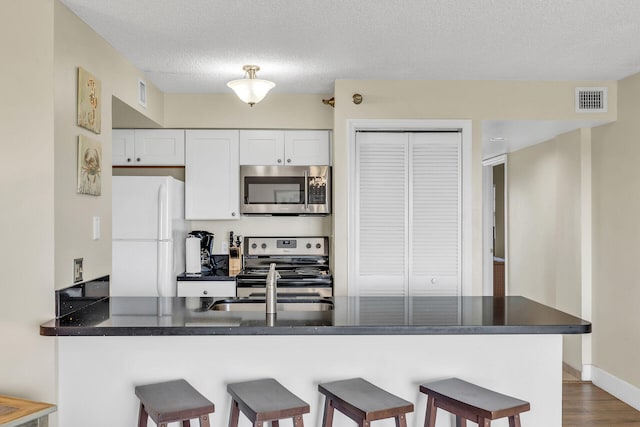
[73,258,84,283]
[221,242,229,254]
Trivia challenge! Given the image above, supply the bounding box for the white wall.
[331,80,616,295]
[591,70,640,389]
[59,334,563,427]
[0,0,167,419]
[507,129,584,370]
[53,1,164,288]
[0,0,57,407]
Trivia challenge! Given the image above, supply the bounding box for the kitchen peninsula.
[41,296,589,427]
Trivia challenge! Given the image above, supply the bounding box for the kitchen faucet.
[266,263,280,315]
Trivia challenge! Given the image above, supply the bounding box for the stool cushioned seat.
[135,379,214,427]
[318,378,414,427]
[227,378,309,427]
[420,378,530,427]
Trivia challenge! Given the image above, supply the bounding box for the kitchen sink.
[209,297,334,312]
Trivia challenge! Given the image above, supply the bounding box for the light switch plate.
[73,258,83,283]
[92,216,101,240]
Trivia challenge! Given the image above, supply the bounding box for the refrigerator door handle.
[157,241,173,297]
[158,182,169,241]
[157,182,169,297]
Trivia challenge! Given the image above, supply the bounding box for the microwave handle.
[304,170,309,211]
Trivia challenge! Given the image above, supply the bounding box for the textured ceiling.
[60,0,640,94]
[61,0,638,156]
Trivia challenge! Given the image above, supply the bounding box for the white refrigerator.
[112,176,188,297]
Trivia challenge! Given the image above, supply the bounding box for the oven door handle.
[248,292,322,298]
[304,170,309,211]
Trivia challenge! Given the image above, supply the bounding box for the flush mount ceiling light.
[227,65,275,107]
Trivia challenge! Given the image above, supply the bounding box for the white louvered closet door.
[354,131,461,297]
[410,132,461,296]
[356,132,408,296]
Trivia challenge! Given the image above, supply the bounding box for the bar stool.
[227,378,310,427]
[420,378,530,427]
[135,379,214,427]
[318,378,414,427]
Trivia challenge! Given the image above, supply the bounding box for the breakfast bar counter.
[40,295,589,336]
[41,296,589,427]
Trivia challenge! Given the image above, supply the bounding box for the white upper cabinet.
[240,130,330,165]
[112,129,135,165]
[284,130,331,165]
[112,129,185,166]
[185,130,240,220]
[239,130,284,165]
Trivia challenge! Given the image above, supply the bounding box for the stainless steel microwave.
[240,165,331,215]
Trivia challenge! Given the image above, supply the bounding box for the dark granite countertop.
[177,271,235,281]
[177,255,234,281]
[40,296,591,337]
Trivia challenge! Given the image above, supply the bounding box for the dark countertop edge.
[40,323,591,337]
[177,275,236,281]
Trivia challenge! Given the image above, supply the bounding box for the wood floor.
[563,379,640,426]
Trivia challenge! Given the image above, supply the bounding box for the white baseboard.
[588,365,640,411]
[582,363,592,381]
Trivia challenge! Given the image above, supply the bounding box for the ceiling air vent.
[575,87,608,113]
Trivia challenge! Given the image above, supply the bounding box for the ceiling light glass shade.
[227,65,275,107]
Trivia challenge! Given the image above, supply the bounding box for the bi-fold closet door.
[354,131,462,297]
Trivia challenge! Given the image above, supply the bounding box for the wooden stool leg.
[254,422,263,427]
[182,421,191,427]
[455,416,467,427]
[395,414,408,427]
[477,418,490,427]
[229,399,240,427]
[272,420,280,427]
[200,414,211,427]
[424,396,437,427]
[293,414,305,427]
[321,398,335,427]
[358,421,369,427]
[138,403,149,427]
[508,414,521,427]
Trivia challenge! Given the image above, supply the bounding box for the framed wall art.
[77,67,101,134]
[77,135,102,196]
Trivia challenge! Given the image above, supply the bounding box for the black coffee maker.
[188,230,215,272]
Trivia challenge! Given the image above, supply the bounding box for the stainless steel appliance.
[240,165,331,215]
[235,236,333,298]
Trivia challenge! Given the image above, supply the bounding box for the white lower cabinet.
[177,280,236,297]
[185,130,240,220]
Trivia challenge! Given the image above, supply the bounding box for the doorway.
[482,156,507,296]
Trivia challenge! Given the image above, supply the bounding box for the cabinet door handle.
[304,170,309,210]
[277,158,282,163]
[231,212,236,217]
[287,158,292,163]
[136,157,141,162]
[126,158,132,162]
[203,290,208,295]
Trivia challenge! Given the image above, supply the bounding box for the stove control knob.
[251,243,257,249]
[261,243,267,249]
[306,243,312,249]
[316,243,322,249]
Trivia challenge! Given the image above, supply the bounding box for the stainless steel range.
[236,236,333,298]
